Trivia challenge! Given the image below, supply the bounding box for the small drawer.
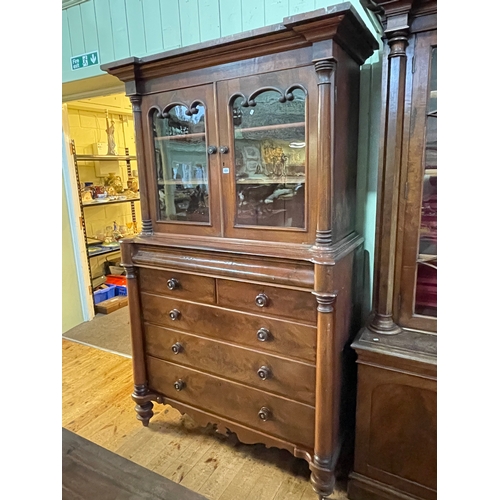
[216,279,317,324]
[144,324,316,405]
[139,268,215,303]
[146,355,315,448]
[141,293,317,363]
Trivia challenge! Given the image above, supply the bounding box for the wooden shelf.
[82,197,140,207]
[236,122,305,134]
[424,169,437,176]
[155,132,205,141]
[236,175,305,185]
[75,154,137,161]
[87,245,121,258]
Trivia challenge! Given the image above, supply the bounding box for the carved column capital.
[314,59,336,84]
[122,263,136,280]
[314,293,337,314]
[129,94,142,112]
[387,29,409,57]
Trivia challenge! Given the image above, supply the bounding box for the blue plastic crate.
[93,285,117,304]
[116,285,128,296]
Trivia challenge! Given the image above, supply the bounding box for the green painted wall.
[62,0,379,83]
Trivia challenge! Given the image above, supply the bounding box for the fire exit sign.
[71,51,99,71]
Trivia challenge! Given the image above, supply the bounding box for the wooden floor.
[62,339,348,500]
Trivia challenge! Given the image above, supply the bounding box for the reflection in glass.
[232,88,306,228]
[415,47,437,317]
[152,104,210,223]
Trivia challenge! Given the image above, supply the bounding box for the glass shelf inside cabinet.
[152,104,210,223]
[232,88,306,228]
[415,47,437,318]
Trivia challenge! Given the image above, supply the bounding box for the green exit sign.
[71,51,99,71]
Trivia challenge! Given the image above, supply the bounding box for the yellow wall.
[62,175,84,333]
[66,93,141,281]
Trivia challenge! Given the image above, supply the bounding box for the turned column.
[129,94,153,235]
[309,53,339,500]
[121,243,153,425]
[368,13,410,335]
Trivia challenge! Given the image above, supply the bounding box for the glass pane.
[232,89,306,228]
[152,104,210,223]
[415,47,437,317]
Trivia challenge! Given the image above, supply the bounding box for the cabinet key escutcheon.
[255,293,269,308]
[258,407,271,421]
[167,278,179,290]
[169,309,181,321]
[257,328,270,342]
[174,379,185,391]
[257,366,271,380]
[171,342,183,354]
[207,145,217,155]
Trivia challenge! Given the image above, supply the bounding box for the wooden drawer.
[141,293,317,362]
[146,355,315,448]
[216,279,317,324]
[144,324,316,405]
[139,268,215,303]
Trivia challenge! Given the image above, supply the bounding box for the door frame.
[62,103,95,322]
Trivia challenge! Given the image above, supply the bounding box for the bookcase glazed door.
[217,67,318,243]
[142,84,222,236]
[398,30,437,332]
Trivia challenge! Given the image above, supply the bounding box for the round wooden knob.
[171,342,183,354]
[258,407,271,421]
[255,293,269,307]
[167,278,179,290]
[257,328,270,342]
[174,379,185,391]
[169,309,181,321]
[219,146,229,154]
[207,145,217,155]
[257,366,271,380]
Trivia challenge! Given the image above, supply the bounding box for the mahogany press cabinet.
[348,2,437,500]
[102,5,377,499]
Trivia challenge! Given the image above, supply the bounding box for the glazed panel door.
[217,67,318,243]
[142,84,222,236]
[398,30,437,332]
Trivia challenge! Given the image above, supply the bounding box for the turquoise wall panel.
[264,0,288,25]
[94,0,115,63]
[109,0,130,60]
[219,0,242,37]
[242,0,265,31]
[199,0,222,42]
[126,0,147,56]
[63,1,379,83]
[160,0,182,50]
[80,0,100,53]
[179,0,201,46]
[143,0,164,54]
[67,6,86,55]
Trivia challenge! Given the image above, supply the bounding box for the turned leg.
[133,384,154,426]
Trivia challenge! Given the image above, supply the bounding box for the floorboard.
[62,339,349,500]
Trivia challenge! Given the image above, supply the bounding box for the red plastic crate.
[105,275,127,286]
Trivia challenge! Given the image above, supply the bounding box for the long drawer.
[146,355,315,448]
[216,279,317,324]
[139,267,215,304]
[143,323,316,405]
[141,293,317,363]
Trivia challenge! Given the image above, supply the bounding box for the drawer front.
[139,268,215,303]
[141,293,316,362]
[146,355,315,448]
[144,324,315,405]
[217,279,317,324]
